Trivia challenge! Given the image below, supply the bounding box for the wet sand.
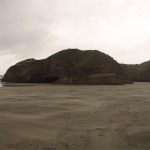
[0,82,150,149]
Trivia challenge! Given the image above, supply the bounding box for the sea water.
[0,75,3,87]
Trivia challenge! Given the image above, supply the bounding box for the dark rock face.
[134,69,150,82]
[2,49,133,84]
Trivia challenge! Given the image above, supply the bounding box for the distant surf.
[0,75,3,80]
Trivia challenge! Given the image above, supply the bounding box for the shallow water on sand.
[0,82,150,149]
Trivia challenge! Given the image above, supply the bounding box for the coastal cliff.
[2,49,133,84]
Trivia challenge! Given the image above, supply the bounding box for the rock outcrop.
[2,49,133,84]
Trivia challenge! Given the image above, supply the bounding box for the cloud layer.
[0,0,150,74]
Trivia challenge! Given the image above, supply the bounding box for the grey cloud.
[0,0,150,74]
[0,0,56,60]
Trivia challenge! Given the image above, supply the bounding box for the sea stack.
[1,49,133,84]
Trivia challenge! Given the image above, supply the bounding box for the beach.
[0,82,150,149]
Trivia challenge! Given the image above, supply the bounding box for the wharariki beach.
[0,82,150,149]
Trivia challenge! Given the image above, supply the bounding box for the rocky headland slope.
[121,60,150,82]
[2,49,133,84]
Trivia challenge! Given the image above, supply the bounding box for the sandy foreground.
[0,82,150,149]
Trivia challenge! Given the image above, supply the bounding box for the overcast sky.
[0,0,150,74]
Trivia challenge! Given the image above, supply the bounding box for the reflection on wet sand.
[0,82,37,87]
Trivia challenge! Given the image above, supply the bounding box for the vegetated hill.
[121,60,150,82]
[120,64,141,80]
[1,49,133,85]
